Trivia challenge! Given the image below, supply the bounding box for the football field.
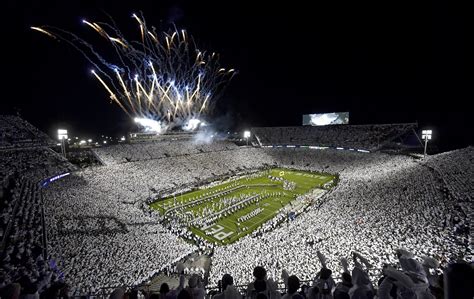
[150,168,336,245]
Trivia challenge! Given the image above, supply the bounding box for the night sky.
[4,1,471,151]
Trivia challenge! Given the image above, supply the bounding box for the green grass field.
[150,168,336,245]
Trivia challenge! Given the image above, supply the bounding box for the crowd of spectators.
[209,148,472,289]
[36,146,471,295]
[93,140,239,165]
[251,123,417,150]
[1,149,76,297]
[0,116,471,298]
[0,116,53,149]
[104,249,472,299]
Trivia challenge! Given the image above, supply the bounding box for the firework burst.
[32,12,236,132]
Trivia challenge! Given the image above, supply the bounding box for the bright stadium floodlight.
[421,129,433,157]
[243,131,251,146]
[57,129,68,140]
[57,129,68,157]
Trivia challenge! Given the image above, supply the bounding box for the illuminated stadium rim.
[261,145,371,153]
[41,173,70,188]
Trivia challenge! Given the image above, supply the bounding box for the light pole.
[57,129,68,157]
[243,131,251,146]
[421,129,432,157]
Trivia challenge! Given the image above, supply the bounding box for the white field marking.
[214,230,233,240]
[204,224,224,235]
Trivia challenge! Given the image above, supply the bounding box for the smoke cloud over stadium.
[31,12,236,134]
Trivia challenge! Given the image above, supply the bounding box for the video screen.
[303,112,349,126]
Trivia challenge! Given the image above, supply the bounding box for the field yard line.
[150,168,335,245]
[245,209,274,230]
[219,221,236,232]
[244,208,274,228]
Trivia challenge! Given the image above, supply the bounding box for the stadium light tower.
[244,130,251,146]
[421,129,432,157]
[57,129,68,157]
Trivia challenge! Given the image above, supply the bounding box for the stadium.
[1,115,472,298]
[2,1,472,298]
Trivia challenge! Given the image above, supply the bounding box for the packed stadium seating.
[1,148,75,184]
[0,116,472,298]
[251,123,417,150]
[422,147,473,203]
[422,147,474,258]
[0,149,76,296]
[0,115,54,149]
[35,147,472,295]
[93,140,240,165]
[0,117,76,296]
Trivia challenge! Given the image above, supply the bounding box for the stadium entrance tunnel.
[149,168,337,245]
